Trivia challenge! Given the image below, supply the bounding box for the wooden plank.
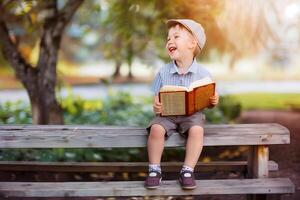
[247,146,269,179]
[0,178,294,197]
[247,145,269,200]
[0,160,278,172]
[255,146,269,178]
[0,123,290,148]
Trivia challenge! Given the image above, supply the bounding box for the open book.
[159,77,216,116]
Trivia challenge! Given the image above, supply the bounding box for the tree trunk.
[127,43,133,79]
[128,64,133,79]
[0,0,84,124]
[113,61,122,78]
[30,94,63,124]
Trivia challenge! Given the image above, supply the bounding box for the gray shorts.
[146,111,205,138]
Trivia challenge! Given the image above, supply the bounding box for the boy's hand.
[153,96,163,114]
[209,92,219,107]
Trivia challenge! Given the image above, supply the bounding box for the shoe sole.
[145,185,160,189]
[181,185,197,190]
[144,177,162,189]
[179,179,196,190]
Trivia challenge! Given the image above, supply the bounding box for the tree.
[100,0,157,79]
[151,0,281,71]
[0,0,84,124]
[217,0,276,70]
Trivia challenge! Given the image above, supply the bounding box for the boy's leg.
[184,125,204,168]
[147,124,166,165]
[179,125,204,190]
[145,124,166,189]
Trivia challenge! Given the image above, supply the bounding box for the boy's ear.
[188,38,198,50]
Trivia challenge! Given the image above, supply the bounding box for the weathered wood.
[0,123,293,198]
[247,145,270,200]
[0,160,278,172]
[0,178,294,197]
[0,123,290,148]
[247,146,269,179]
[256,146,269,178]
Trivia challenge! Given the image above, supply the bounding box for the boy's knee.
[188,126,204,138]
[149,124,166,139]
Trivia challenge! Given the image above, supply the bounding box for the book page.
[159,85,188,92]
[160,91,186,116]
[188,77,214,91]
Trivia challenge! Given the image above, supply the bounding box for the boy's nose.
[166,40,173,46]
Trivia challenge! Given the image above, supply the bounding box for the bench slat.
[0,123,290,148]
[0,178,294,197]
[0,160,278,172]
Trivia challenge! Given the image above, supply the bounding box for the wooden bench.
[0,123,295,199]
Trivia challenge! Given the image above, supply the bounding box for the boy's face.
[166,24,197,61]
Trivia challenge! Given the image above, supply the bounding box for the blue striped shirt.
[151,59,212,95]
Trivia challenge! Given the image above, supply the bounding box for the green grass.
[228,93,300,111]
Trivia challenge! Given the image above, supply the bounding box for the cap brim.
[166,19,181,28]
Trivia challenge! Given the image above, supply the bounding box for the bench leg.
[247,194,282,200]
[247,145,269,200]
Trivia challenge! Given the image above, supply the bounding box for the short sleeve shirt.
[151,59,212,95]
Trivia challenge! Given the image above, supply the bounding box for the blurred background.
[0,0,299,199]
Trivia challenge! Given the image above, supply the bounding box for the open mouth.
[168,46,177,53]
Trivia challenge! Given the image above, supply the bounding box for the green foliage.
[61,91,154,126]
[0,101,32,124]
[218,96,242,122]
[201,95,242,124]
[100,0,159,70]
[229,93,300,111]
[0,92,241,161]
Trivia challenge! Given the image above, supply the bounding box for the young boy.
[145,19,219,190]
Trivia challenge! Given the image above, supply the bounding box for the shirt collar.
[170,59,198,74]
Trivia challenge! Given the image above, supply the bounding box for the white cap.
[166,19,206,53]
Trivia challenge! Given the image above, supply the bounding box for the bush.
[61,91,154,126]
[0,101,32,124]
[0,93,241,125]
[206,95,241,123]
[0,92,241,161]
